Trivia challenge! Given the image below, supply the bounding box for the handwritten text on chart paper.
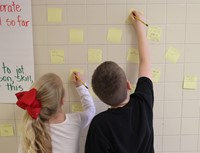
[0,1,30,27]
[0,62,33,92]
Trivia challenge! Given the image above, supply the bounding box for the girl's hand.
[71,72,84,87]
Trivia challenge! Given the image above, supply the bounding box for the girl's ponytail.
[18,73,65,153]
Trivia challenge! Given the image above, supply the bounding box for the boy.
[85,11,154,153]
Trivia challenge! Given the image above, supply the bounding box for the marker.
[132,14,149,27]
[73,72,88,89]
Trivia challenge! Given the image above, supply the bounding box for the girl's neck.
[49,111,66,124]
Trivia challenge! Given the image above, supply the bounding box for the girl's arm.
[72,72,96,127]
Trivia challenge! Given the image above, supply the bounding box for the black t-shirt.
[85,77,154,153]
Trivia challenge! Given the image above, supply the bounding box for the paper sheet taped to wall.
[0,0,34,103]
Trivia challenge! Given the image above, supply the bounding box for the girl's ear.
[127,80,132,90]
[61,98,64,105]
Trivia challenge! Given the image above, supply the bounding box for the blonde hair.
[21,73,65,153]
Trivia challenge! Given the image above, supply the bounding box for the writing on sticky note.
[0,124,14,136]
[71,104,83,112]
[147,26,162,42]
[152,69,161,83]
[69,29,84,44]
[50,49,65,64]
[48,8,62,23]
[183,75,198,90]
[70,68,84,75]
[126,9,144,24]
[69,68,84,80]
[126,9,135,24]
[88,49,102,63]
[127,48,139,63]
[165,47,180,63]
[107,28,122,43]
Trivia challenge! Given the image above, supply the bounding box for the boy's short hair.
[92,61,128,106]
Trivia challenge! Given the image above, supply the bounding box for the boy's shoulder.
[89,109,112,127]
[90,104,133,128]
[92,109,109,120]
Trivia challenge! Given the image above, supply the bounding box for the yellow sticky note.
[152,69,161,83]
[70,68,84,75]
[127,48,139,63]
[48,8,62,23]
[69,29,84,44]
[69,68,84,80]
[50,49,65,64]
[165,47,180,63]
[71,104,83,112]
[107,28,122,43]
[0,124,14,136]
[88,49,102,63]
[130,84,136,94]
[147,26,162,42]
[183,75,198,90]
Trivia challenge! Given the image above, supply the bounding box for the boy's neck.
[111,94,130,108]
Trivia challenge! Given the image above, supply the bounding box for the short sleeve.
[132,77,154,108]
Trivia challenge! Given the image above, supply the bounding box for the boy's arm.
[129,11,152,80]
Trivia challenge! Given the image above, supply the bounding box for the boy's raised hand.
[129,10,146,34]
[129,10,152,79]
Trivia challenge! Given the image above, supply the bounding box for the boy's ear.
[127,80,132,90]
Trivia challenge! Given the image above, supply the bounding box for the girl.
[16,72,95,153]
